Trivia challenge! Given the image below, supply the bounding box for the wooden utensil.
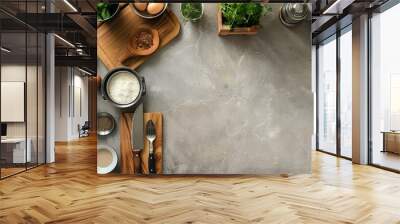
[131,104,144,174]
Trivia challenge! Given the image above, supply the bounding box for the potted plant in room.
[97,3,120,22]
[180,3,204,22]
[217,3,272,36]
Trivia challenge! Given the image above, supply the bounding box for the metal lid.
[97,112,115,136]
[284,3,309,21]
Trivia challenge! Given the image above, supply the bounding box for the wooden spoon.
[119,27,160,65]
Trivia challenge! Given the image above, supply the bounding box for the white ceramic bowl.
[97,145,118,174]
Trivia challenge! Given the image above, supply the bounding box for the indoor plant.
[218,3,272,36]
[180,3,204,22]
[97,3,119,22]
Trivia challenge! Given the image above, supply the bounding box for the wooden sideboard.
[382,132,400,154]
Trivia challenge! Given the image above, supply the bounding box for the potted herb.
[218,3,272,36]
[180,3,204,22]
[97,3,120,22]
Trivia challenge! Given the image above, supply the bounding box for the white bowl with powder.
[97,145,118,174]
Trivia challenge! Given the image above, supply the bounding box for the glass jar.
[180,3,204,22]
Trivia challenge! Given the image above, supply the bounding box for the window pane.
[1,31,28,177]
[340,29,352,158]
[318,37,337,154]
[371,3,400,171]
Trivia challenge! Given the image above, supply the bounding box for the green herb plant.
[220,3,272,28]
[97,3,117,21]
[181,3,203,21]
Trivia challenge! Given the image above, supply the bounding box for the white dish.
[97,145,118,174]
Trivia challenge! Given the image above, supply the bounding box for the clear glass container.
[180,3,204,22]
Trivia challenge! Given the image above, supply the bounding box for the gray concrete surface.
[98,3,312,174]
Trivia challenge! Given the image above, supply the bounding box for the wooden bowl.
[119,27,160,64]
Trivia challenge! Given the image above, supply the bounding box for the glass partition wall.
[339,28,352,158]
[370,2,400,171]
[317,35,337,155]
[0,2,46,179]
[316,26,352,159]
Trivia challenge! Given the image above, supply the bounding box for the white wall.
[55,67,69,141]
[1,65,26,138]
[54,66,89,141]
[1,65,40,137]
[72,73,89,138]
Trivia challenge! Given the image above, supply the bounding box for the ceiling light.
[54,34,75,48]
[322,0,355,15]
[76,48,85,55]
[322,0,340,14]
[77,67,93,76]
[63,0,78,12]
[1,47,11,53]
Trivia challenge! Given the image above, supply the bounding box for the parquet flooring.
[1,167,26,178]
[1,136,400,223]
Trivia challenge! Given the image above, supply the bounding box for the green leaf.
[220,3,271,28]
[97,3,116,21]
[181,3,202,20]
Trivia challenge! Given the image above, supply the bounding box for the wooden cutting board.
[120,113,135,174]
[97,4,180,70]
[120,112,163,175]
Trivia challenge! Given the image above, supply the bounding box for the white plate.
[97,145,118,174]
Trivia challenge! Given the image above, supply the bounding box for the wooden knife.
[132,103,144,174]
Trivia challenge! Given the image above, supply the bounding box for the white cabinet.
[1,138,32,163]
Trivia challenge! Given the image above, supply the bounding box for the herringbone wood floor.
[1,136,400,224]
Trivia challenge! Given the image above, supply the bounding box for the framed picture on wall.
[1,81,25,122]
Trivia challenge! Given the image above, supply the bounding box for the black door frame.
[315,24,353,161]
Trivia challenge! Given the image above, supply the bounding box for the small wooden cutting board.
[120,112,163,175]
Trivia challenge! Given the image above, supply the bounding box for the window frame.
[315,24,353,160]
[367,0,400,173]
[0,0,48,180]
